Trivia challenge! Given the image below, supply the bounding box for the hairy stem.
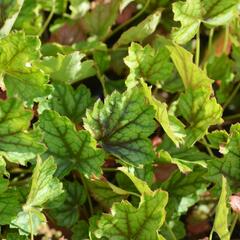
[80,174,94,215]
[195,30,200,67]
[230,213,239,237]
[223,81,240,110]
[164,222,177,240]
[223,24,229,54]
[202,137,214,157]
[39,0,56,37]
[224,113,240,121]
[95,64,108,97]
[208,28,215,54]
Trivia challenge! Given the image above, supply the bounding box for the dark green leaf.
[82,0,121,40]
[39,110,105,178]
[50,181,87,227]
[44,82,92,123]
[0,177,21,225]
[72,220,89,240]
[87,179,127,209]
[161,169,208,218]
[208,124,240,190]
[84,87,156,165]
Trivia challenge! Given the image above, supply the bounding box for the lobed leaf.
[178,88,223,146]
[114,10,162,48]
[208,124,240,190]
[172,0,239,44]
[0,177,21,225]
[39,110,105,178]
[95,189,168,240]
[124,42,173,86]
[0,98,45,165]
[0,0,24,38]
[38,51,96,84]
[50,181,87,227]
[43,82,92,123]
[84,87,156,166]
[0,32,50,104]
[11,156,63,235]
[82,0,121,40]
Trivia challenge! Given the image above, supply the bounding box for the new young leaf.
[11,156,63,235]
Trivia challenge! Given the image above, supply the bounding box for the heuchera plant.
[0,0,240,239]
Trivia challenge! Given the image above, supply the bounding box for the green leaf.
[161,219,186,240]
[207,55,234,103]
[0,98,45,165]
[84,87,156,165]
[38,51,96,84]
[0,31,50,103]
[93,49,110,73]
[72,220,89,240]
[114,10,161,48]
[39,110,105,178]
[6,232,28,240]
[178,88,223,146]
[0,0,24,38]
[89,215,101,240]
[172,0,202,44]
[157,149,207,173]
[130,164,154,186]
[203,0,238,26]
[167,44,213,91]
[41,42,74,56]
[14,0,43,35]
[69,0,90,19]
[210,176,230,240]
[82,0,121,40]
[167,44,223,145]
[38,0,67,14]
[207,130,228,149]
[172,0,238,44]
[50,181,87,227]
[161,169,208,218]
[95,189,168,240]
[11,156,63,235]
[87,179,127,209]
[44,82,92,123]
[232,45,240,74]
[0,177,21,225]
[140,79,186,147]
[124,42,173,86]
[208,124,240,190]
[119,167,152,195]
